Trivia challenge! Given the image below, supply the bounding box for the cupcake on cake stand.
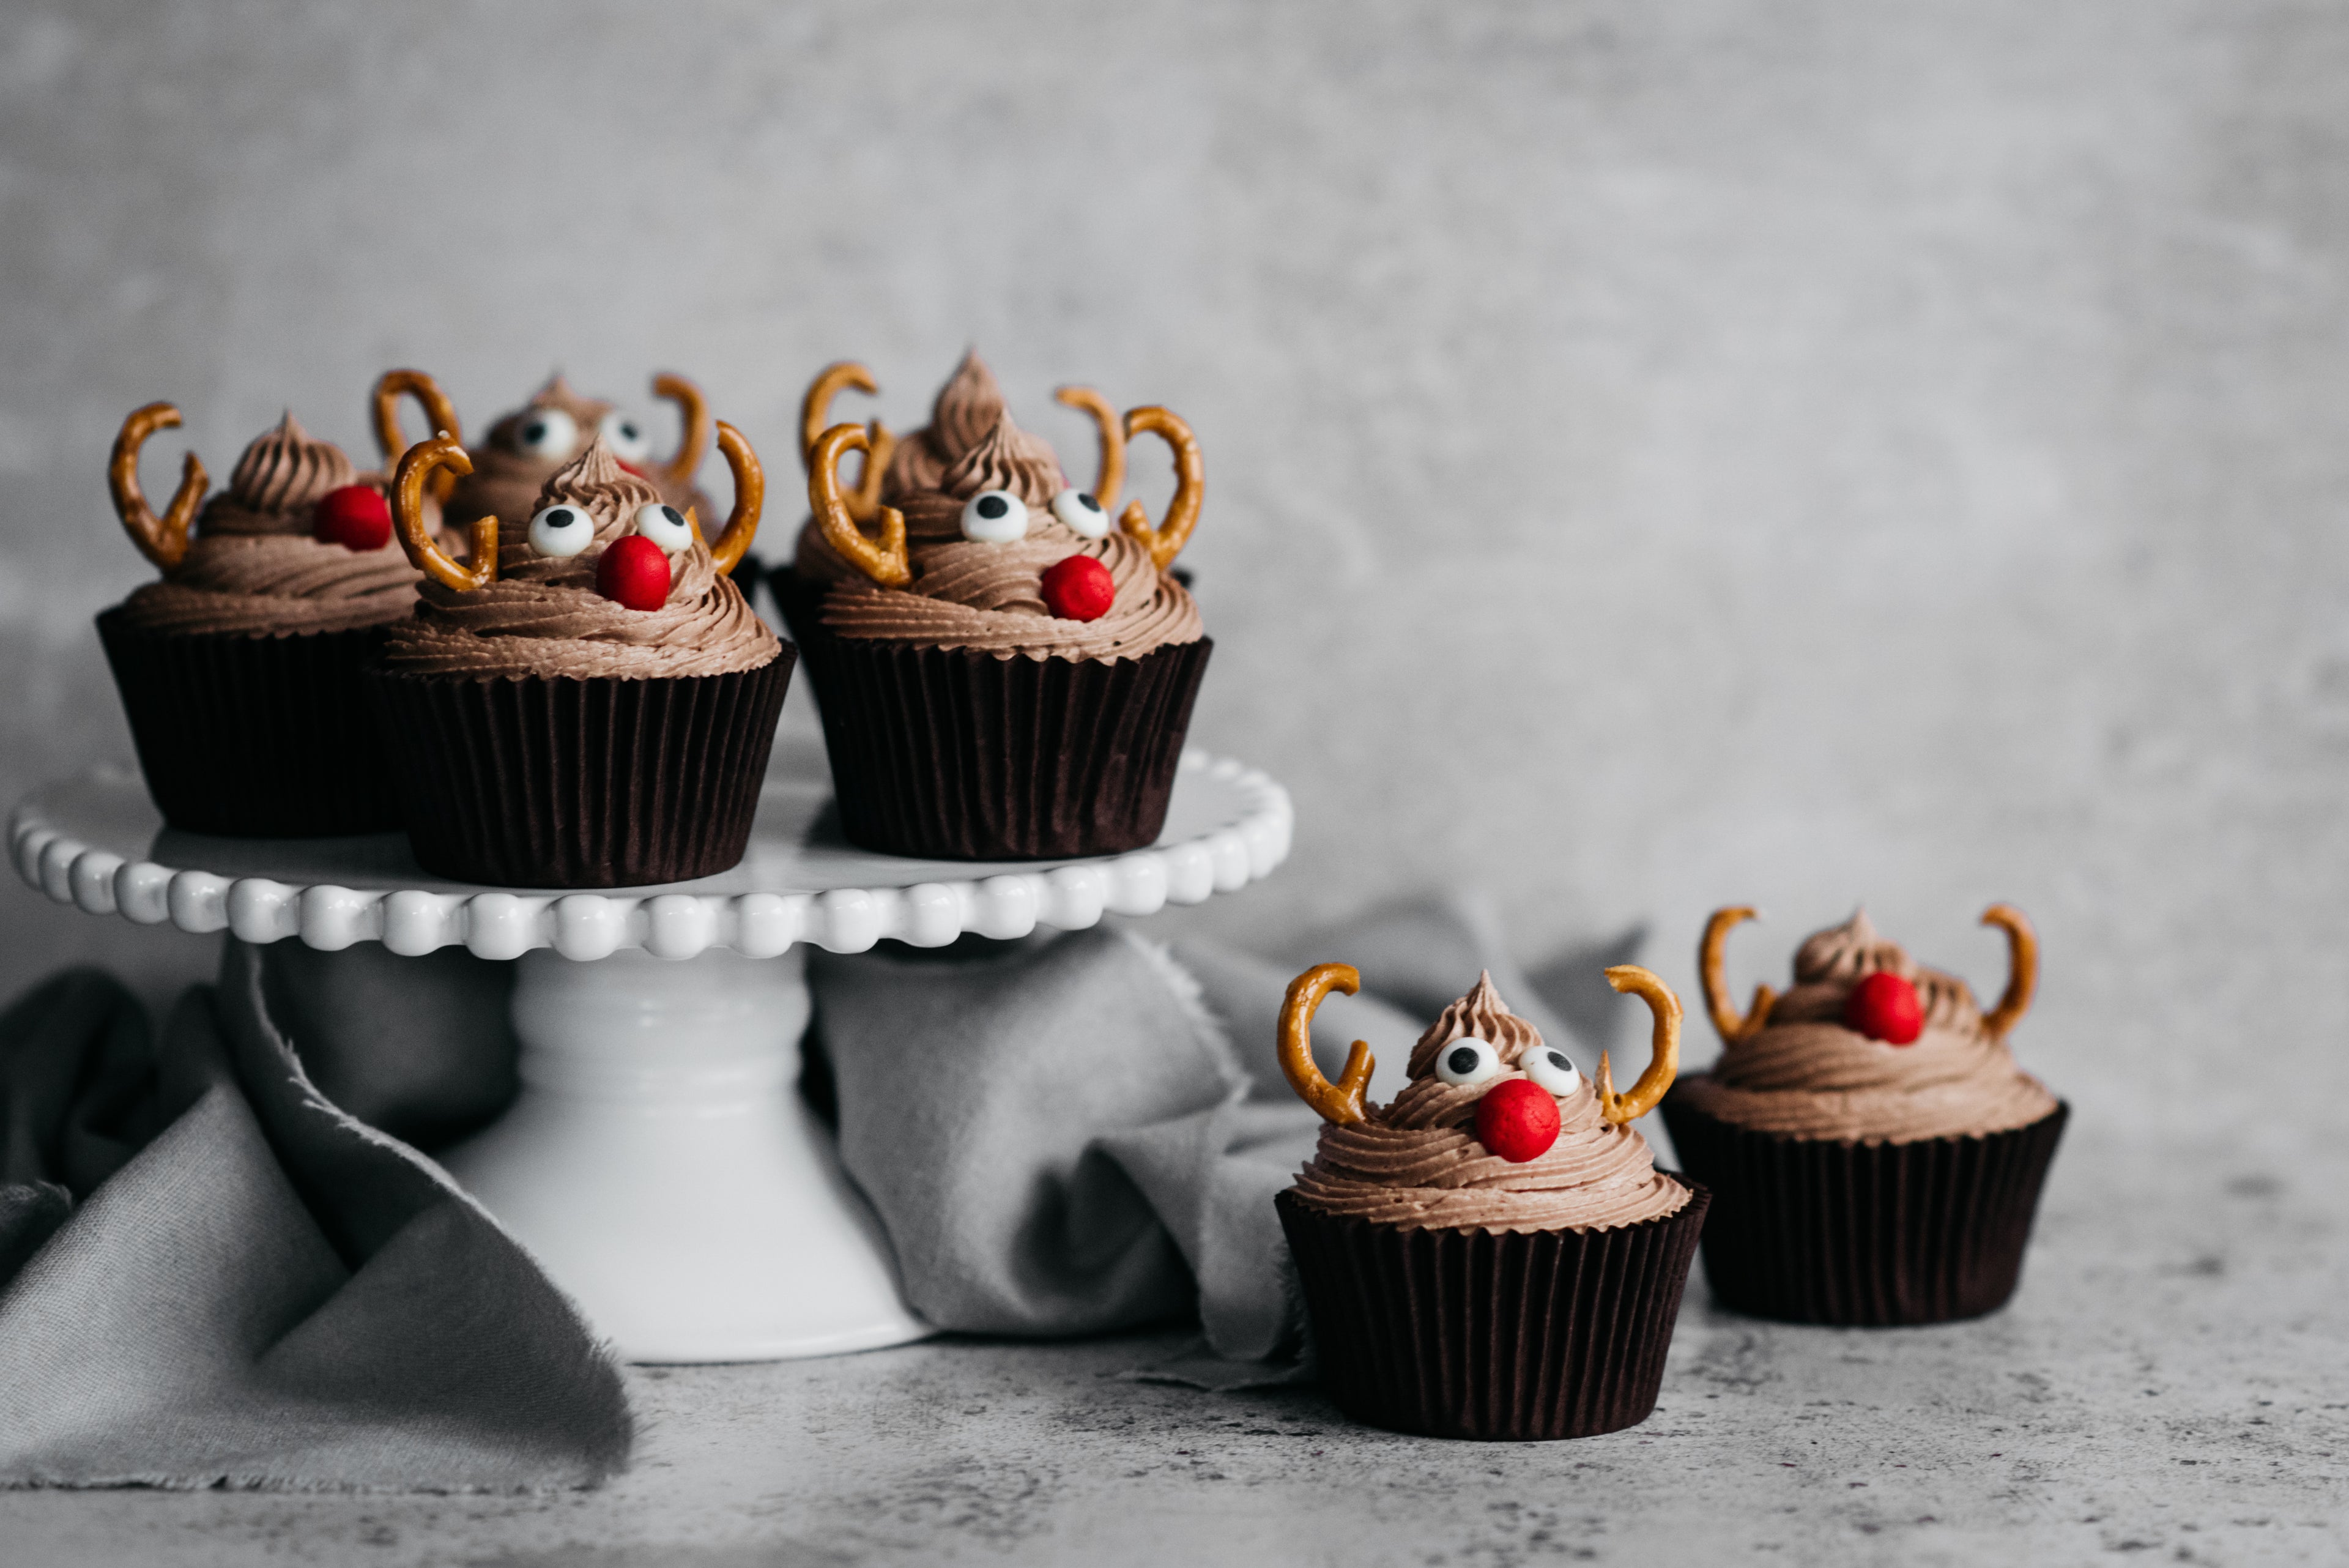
[9,743,1290,1362]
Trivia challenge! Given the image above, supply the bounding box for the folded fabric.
[0,945,629,1490]
[806,893,1645,1366]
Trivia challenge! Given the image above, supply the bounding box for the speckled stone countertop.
[4,1123,2339,1566]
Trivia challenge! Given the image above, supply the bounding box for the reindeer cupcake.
[1274,963,1710,1440]
[363,417,790,887]
[1660,905,2067,1325]
[778,352,1211,859]
[100,401,426,836]
[372,368,720,537]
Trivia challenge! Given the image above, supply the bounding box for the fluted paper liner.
[1275,1183,1710,1441]
[1658,1094,2066,1326]
[97,607,403,838]
[773,566,1209,860]
[363,652,793,888]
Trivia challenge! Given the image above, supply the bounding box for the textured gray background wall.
[2,2,2343,1168]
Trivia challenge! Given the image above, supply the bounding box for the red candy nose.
[1844,971,1925,1045]
[312,485,392,552]
[1475,1077,1562,1164]
[1039,554,1116,622]
[597,534,672,611]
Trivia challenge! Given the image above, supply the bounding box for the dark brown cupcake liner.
[1658,1094,2067,1327]
[1275,1183,1711,1441]
[773,566,1210,861]
[362,652,794,888]
[96,606,403,838]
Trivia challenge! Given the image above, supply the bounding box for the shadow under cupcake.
[1660,905,2067,1327]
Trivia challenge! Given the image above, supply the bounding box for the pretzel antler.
[109,403,207,575]
[1699,906,1777,1045]
[702,419,763,576]
[1595,965,1682,1125]
[808,423,910,588]
[392,434,495,592]
[1053,385,1126,511]
[1116,406,1203,573]
[1278,963,1375,1127]
[372,370,462,505]
[652,372,711,492]
[1980,903,2038,1041]
[800,362,895,524]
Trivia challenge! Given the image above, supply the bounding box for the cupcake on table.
[780,352,1211,860]
[366,417,789,889]
[1661,905,2066,1326]
[1274,964,1710,1441]
[101,403,420,836]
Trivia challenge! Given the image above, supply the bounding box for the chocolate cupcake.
[1274,964,1709,1441]
[373,368,720,535]
[1661,905,2065,1326]
[776,353,1210,860]
[100,404,425,836]
[365,420,789,888]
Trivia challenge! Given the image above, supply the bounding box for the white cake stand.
[10,742,1290,1364]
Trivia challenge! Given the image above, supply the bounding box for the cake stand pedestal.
[10,743,1291,1364]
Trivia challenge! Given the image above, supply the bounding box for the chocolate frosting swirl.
[1673,910,2058,1143]
[793,355,1203,663]
[114,414,422,637]
[377,439,778,681]
[1289,974,1690,1235]
[445,376,714,537]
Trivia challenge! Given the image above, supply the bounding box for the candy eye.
[599,411,651,464]
[960,489,1029,544]
[513,407,579,461]
[1520,1046,1582,1096]
[1433,1036,1505,1089]
[527,502,596,558]
[1050,488,1110,539]
[632,501,693,554]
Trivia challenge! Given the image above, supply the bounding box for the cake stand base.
[437,946,929,1364]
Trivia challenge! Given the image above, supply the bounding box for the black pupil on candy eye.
[976,495,1009,520]
[660,506,682,529]
[1545,1051,1567,1072]
[524,421,548,444]
[620,423,640,441]
[547,508,576,529]
[1077,494,1100,513]
[1446,1046,1480,1076]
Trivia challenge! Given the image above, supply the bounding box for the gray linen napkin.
[806,893,1643,1374]
[0,942,629,1490]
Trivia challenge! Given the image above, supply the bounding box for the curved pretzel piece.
[1595,965,1682,1126]
[705,420,764,576]
[1278,963,1375,1127]
[371,370,462,508]
[800,362,894,524]
[1699,905,1778,1046]
[1116,406,1203,573]
[109,403,207,576]
[1053,385,1126,511]
[1980,903,2039,1041]
[392,435,496,592]
[653,372,711,492]
[808,423,910,588]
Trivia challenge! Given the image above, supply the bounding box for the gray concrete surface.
[2,1,2346,1561]
[1,1128,2338,1566]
